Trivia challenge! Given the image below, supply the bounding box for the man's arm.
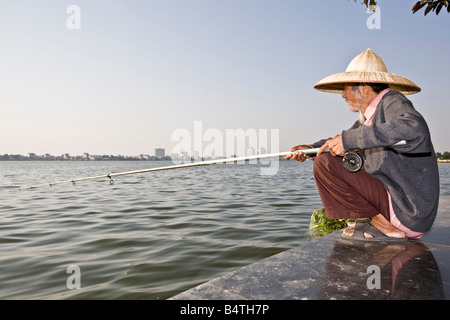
[342,99,432,154]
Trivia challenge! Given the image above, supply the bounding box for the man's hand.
[286,145,312,162]
[317,134,345,156]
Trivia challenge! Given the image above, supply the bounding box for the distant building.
[180,151,190,160]
[191,150,201,161]
[28,153,38,160]
[139,154,150,160]
[155,148,165,158]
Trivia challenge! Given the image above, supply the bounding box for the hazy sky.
[1,0,449,156]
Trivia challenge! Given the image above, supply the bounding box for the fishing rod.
[281,140,407,172]
[341,140,407,172]
[300,140,407,173]
[14,150,307,191]
[14,140,406,191]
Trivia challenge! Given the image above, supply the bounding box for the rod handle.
[291,140,406,155]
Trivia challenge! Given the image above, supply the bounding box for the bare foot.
[370,214,405,238]
[347,221,356,229]
[345,219,369,229]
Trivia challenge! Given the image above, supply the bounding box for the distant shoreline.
[0,156,173,161]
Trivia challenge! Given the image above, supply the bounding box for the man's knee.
[313,153,333,176]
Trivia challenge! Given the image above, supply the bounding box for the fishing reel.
[342,149,365,173]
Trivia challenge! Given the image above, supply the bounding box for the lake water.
[1,160,449,299]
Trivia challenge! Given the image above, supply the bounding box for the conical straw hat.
[314,49,421,95]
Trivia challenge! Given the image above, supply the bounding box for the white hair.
[352,84,367,124]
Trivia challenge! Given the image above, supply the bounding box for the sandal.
[346,218,370,229]
[342,221,408,243]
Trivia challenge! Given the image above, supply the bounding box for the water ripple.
[0,161,447,299]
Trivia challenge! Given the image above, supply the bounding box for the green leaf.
[309,208,350,238]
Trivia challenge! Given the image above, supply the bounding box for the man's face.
[342,85,363,113]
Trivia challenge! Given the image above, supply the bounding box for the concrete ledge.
[170,196,450,300]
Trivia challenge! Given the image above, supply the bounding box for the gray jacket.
[315,90,439,233]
